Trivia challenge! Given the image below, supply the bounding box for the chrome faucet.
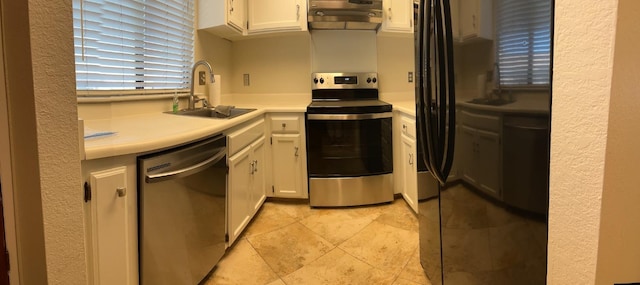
[189,60,215,110]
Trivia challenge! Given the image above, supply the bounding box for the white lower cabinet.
[82,157,138,285]
[227,118,266,246]
[271,134,304,197]
[401,133,418,213]
[459,108,502,198]
[393,111,419,214]
[267,113,308,199]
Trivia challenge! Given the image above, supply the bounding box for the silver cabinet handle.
[254,160,258,172]
[294,146,299,157]
[296,4,300,21]
[409,153,414,166]
[116,187,126,197]
[250,161,254,174]
[282,123,287,128]
[230,0,234,12]
[388,7,392,20]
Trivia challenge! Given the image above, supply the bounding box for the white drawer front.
[270,116,300,133]
[228,118,265,156]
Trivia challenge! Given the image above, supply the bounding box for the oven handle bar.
[307,112,392,120]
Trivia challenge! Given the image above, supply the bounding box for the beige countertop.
[82,105,306,160]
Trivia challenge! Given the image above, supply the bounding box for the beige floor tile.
[441,228,492,274]
[300,207,379,245]
[376,199,419,233]
[397,249,433,285]
[205,239,279,285]
[339,220,419,275]
[282,248,396,285]
[274,200,317,220]
[392,278,428,285]
[248,222,335,277]
[265,279,286,285]
[488,222,545,271]
[241,202,299,238]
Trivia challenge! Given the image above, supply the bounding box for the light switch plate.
[243,74,250,86]
[199,71,206,85]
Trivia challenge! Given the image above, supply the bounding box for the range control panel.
[311,72,378,90]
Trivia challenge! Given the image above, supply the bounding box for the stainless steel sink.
[466,98,513,106]
[167,107,257,119]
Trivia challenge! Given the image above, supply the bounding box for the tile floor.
[204,197,432,285]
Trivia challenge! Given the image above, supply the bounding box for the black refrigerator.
[414,0,553,284]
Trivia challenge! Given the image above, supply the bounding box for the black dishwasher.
[502,115,550,215]
[138,134,227,285]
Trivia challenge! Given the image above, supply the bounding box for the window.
[496,0,551,87]
[73,0,194,93]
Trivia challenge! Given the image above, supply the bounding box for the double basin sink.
[167,107,257,119]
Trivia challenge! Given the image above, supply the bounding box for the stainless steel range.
[306,72,393,207]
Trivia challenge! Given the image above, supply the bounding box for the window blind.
[73,0,194,92]
[496,0,551,87]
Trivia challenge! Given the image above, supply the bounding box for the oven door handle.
[307,113,392,120]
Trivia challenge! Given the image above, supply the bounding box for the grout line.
[244,236,283,282]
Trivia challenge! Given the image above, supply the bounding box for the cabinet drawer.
[400,115,416,139]
[228,118,265,156]
[460,110,500,132]
[270,116,300,133]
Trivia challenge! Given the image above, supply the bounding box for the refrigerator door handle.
[420,0,456,186]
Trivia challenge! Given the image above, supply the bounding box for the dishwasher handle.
[145,147,226,184]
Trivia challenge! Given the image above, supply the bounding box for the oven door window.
[307,117,393,177]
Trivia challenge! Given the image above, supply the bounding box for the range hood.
[308,0,383,30]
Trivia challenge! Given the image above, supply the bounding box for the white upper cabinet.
[198,0,246,39]
[247,0,307,34]
[380,0,413,34]
[199,0,307,39]
[457,0,492,42]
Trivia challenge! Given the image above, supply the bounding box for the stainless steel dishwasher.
[138,134,227,285]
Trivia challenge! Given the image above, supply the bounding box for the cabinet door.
[459,0,492,41]
[228,146,252,245]
[382,0,413,33]
[250,137,266,215]
[89,167,132,285]
[459,0,478,40]
[248,0,305,33]
[476,129,501,197]
[228,0,246,30]
[450,0,460,41]
[401,134,418,213]
[460,125,478,184]
[271,134,304,198]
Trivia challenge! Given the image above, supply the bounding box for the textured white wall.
[548,0,618,284]
[29,0,87,283]
[595,1,640,284]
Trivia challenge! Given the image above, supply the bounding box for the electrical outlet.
[243,74,250,86]
[408,72,414,83]
[199,71,206,85]
[486,70,493,82]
